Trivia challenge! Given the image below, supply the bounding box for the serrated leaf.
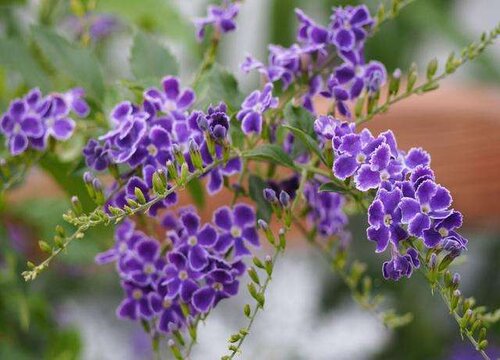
[243,144,297,170]
[32,26,105,102]
[194,64,242,111]
[283,124,327,165]
[318,181,347,193]
[0,37,50,90]
[248,174,272,222]
[130,31,179,82]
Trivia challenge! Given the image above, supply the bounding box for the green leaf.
[39,154,94,211]
[283,124,327,165]
[243,144,297,170]
[194,64,242,111]
[284,102,315,137]
[0,37,50,90]
[248,174,272,222]
[186,177,205,208]
[32,26,105,102]
[318,181,347,193]
[130,31,179,82]
[230,118,245,149]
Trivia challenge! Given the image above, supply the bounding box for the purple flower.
[194,1,239,41]
[355,143,404,191]
[399,180,453,243]
[163,251,202,302]
[121,239,166,286]
[295,9,329,45]
[150,286,186,333]
[68,13,120,41]
[116,282,154,320]
[143,77,195,121]
[95,219,137,265]
[177,211,218,271]
[422,211,467,250]
[367,187,408,253]
[101,101,148,164]
[382,247,420,281]
[127,126,173,168]
[332,130,383,180]
[83,139,110,171]
[212,204,259,257]
[236,83,278,135]
[329,5,373,52]
[203,103,230,142]
[304,181,349,237]
[192,268,239,313]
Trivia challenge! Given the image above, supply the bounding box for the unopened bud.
[263,188,278,203]
[279,191,291,208]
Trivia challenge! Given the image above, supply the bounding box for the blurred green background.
[0,0,498,359]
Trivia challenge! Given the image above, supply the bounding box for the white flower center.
[380,170,390,181]
[147,144,158,156]
[356,153,366,163]
[132,289,143,300]
[163,298,173,309]
[144,263,155,275]
[230,226,242,238]
[13,123,21,133]
[163,100,177,112]
[438,227,449,237]
[118,243,128,253]
[179,270,188,280]
[383,214,393,226]
[188,236,197,246]
[421,204,430,214]
[213,282,223,291]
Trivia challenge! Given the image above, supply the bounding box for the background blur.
[0,0,499,359]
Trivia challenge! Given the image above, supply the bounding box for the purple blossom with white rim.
[177,211,218,271]
[120,239,166,286]
[367,187,408,253]
[83,139,110,171]
[399,180,453,243]
[314,116,340,141]
[150,285,186,333]
[295,8,329,46]
[203,102,230,142]
[404,147,431,171]
[192,268,239,313]
[127,125,173,168]
[212,204,259,257]
[116,281,154,320]
[332,130,383,180]
[364,61,388,94]
[101,101,148,164]
[43,94,77,142]
[143,77,195,121]
[329,5,373,52]
[354,143,404,191]
[194,1,240,41]
[382,247,420,281]
[162,251,202,302]
[1,99,44,155]
[422,211,468,251]
[236,83,278,135]
[63,87,90,117]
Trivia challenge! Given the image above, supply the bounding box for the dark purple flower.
[127,126,173,168]
[143,77,195,121]
[150,287,186,333]
[367,187,408,253]
[83,139,110,171]
[212,204,259,257]
[382,247,420,281]
[304,181,349,237]
[116,281,154,320]
[295,9,329,45]
[177,211,218,271]
[329,5,373,52]
[121,239,166,286]
[163,251,202,302]
[422,211,468,250]
[192,268,239,313]
[236,83,278,135]
[194,1,240,41]
[204,103,230,142]
[399,180,453,242]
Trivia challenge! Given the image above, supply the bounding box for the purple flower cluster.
[194,1,240,41]
[241,6,386,116]
[316,116,468,280]
[0,88,89,156]
[304,180,350,247]
[96,204,258,332]
[83,77,242,213]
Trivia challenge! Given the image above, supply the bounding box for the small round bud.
[263,188,278,203]
[257,219,268,230]
[83,171,93,184]
[167,339,175,347]
[279,191,291,208]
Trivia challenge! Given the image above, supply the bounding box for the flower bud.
[172,144,185,166]
[71,196,83,216]
[134,187,146,205]
[166,160,178,182]
[264,255,273,276]
[278,227,286,250]
[189,140,203,170]
[152,170,166,195]
[247,267,260,285]
[451,289,461,312]
[452,273,460,289]
[263,188,278,203]
[279,191,291,208]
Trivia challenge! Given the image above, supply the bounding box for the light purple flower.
[329,5,373,52]
[382,247,420,281]
[194,1,240,41]
[116,282,154,321]
[121,239,166,286]
[163,251,202,302]
[295,8,329,45]
[143,77,195,121]
[192,268,239,313]
[236,83,278,135]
